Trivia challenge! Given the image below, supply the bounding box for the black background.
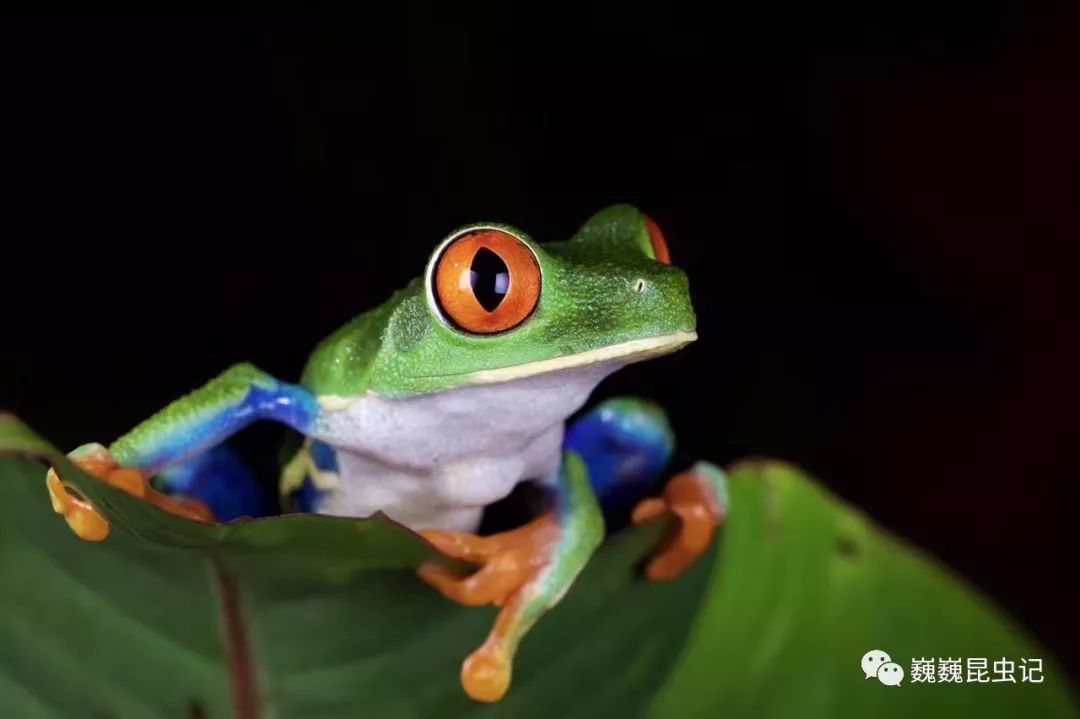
[2,6,1077,677]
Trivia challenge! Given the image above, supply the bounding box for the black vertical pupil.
[469,247,510,312]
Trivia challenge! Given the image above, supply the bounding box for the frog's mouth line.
[316,330,697,410]
[463,330,698,385]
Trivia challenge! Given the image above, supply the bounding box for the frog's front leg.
[416,452,604,703]
[47,363,322,541]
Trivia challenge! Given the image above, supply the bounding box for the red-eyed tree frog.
[46,204,728,703]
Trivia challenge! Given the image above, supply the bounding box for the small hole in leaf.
[836,536,860,558]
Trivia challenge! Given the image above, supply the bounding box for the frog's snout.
[628,262,697,335]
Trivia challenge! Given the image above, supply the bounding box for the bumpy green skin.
[301,204,696,398]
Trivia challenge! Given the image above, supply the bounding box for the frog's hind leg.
[565,396,729,581]
[562,396,675,526]
[156,444,270,521]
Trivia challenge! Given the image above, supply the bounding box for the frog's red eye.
[432,229,541,334]
[643,214,671,265]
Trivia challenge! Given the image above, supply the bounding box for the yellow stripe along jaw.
[316,330,697,411]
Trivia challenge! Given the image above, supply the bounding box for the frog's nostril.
[634,279,647,294]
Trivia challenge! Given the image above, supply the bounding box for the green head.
[303,204,696,399]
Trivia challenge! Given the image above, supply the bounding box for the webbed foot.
[46,443,214,541]
[417,514,563,702]
[632,462,728,580]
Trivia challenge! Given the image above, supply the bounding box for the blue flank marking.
[157,444,269,521]
[562,398,674,525]
[294,440,339,513]
[136,379,319,474]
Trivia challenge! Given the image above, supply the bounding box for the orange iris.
[433,229,542,334]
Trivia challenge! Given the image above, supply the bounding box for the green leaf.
[651,461,1077,718]
[0,415,1075,718]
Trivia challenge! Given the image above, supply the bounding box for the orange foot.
[632,465,727,581]
[46,443,214,542]
[417,514,562,703]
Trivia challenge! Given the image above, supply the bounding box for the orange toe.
[145,489,215,523]
[630,496,667,524]
[46,468,111,542]
[47,445,215,541]
[633,469,725,581]
[461,642,513,703]
[418,514,559,606]
[418,514,562,702]
[416,560,528,607]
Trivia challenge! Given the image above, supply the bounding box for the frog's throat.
[316,330,697,410]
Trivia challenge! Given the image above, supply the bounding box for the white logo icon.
[877,662,905,686]
[861,649,892,679]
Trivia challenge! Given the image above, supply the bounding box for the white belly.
[313,362,621,531]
